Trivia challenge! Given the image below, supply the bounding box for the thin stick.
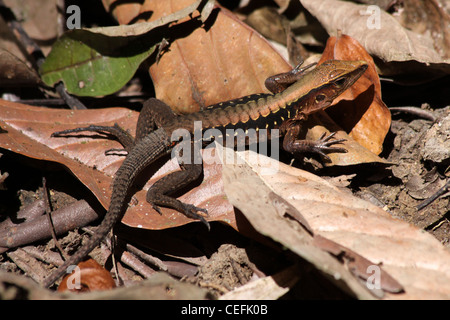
[417,180,450,211]
[42,177,69,260]
[389,106,436,121]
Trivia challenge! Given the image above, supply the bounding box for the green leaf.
[39,0,215,97]
[40,30,157,97]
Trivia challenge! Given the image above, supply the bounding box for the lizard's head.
[293,59,368,119]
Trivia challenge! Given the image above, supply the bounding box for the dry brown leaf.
[139,0,291,113]
[223,149,450,299]
[303,111,390,166]
[102,0,142,25]
[319,34,391,155]
[0,100,235,230]
[93,0,214,38]
[220,148,377,299]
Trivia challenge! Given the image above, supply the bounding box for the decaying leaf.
[222,148,450,299]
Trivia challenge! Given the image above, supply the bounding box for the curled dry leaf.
[300,0,449,67]
[220,148,376,299]
[223,149,450,299]
[0,100,235,230]
[319,34,391,155]
[57,259,116,292]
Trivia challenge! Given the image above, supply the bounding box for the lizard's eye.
[334,77,347,87]
[315,94,326,102]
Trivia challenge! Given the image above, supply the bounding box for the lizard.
[43,59,368,287]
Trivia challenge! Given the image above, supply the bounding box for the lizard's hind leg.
[146,141,209,229]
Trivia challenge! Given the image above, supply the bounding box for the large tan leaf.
[0,100,234,230]
[106,0,292,113]
[222,148,450,299]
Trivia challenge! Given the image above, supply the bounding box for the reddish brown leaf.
[57,259,116,292]
[0,100,234,230]
[318,33,391,155]
[135,0,291,113]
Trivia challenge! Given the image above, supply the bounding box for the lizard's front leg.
[51,98,177,154]
[282,123,347,161]
[265,62,317,94]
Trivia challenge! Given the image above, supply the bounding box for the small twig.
[121,241,167,272]
[389,106,436,121]
[0,200,100,251]
[55,82,87,110]
[42,177,68,260]
[156,38,170,63]
[7,248,48,283]
[417,180,450,211]
[22,246,64,267]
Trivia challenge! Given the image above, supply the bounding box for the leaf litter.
[0,0,449,300]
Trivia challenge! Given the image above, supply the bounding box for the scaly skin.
[44,60,367,287]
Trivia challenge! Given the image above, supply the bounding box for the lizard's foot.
[303,132,347,161]
[151,202,210,230]
[180,203,210,230]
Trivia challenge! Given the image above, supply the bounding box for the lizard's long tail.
[43,128,172,288]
